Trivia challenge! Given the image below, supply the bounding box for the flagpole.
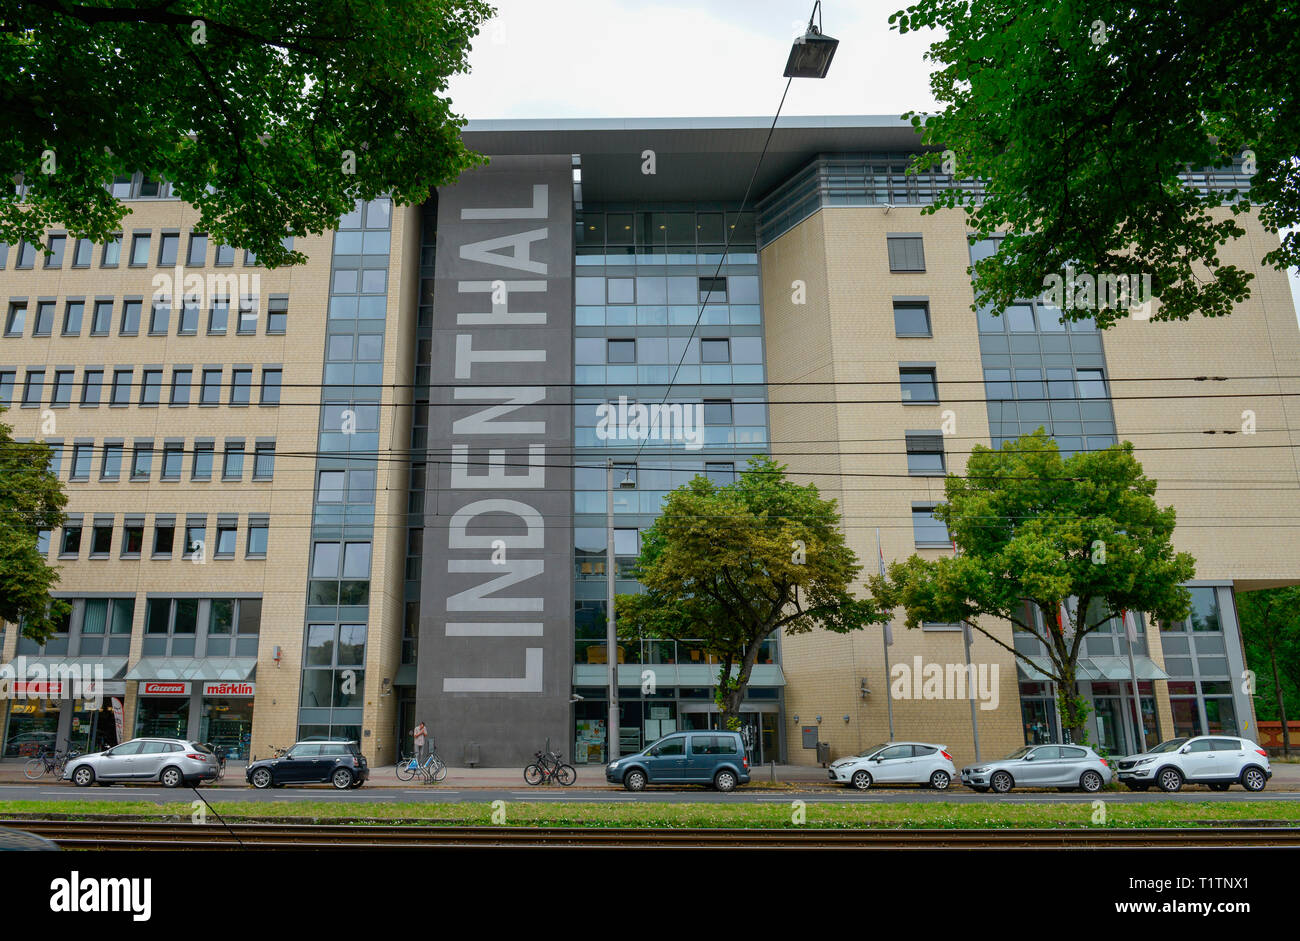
[954,538,981,762]
[877,528,894,740]
[1124,610,1148,753]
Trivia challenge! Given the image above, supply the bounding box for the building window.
[607,339,635,363]
[229,368,252,405]
[4,302,25,336]
[62,301,84,336]
[72,238,93,268]
[157,232,179,266]
[887,234,926,272]
[111,372,134,411]
[101,236,122,267]
[131,442,153,480]
[178,297,199,334]
[905,432,946,475]
[32,300,55,336]
[698,276,728,303]
[214,243,235,266]
[43,235,66,269]
[199,368,222,405]
[247,519,269,558]
[900,366,938,403]
[222,442,245,480]
[0,370,13,406]
[260,368,282,405]
[139,369,163,405]
[22,369,45,407]
[153,518,176,557]
[70,444,93,480]
[60,521,83,557]
[912,505,950,546]
[170,369,192,405]
[89,519,114,557]
[237,296,257,334]
[1077,369,1107,398]
[318,470,345,502]
[184,520,207,559]
[893,301,932,337]
[51,369,74,407]
[208,297,229,334]
[186,233,207,266]
[149,298,169,335]
[120,299,142,335]
[253,442,275,480]
[15,241,36,268]
[701,338,730,363]
[214,520,238,558]
[161,441,184,480]
[100,442,122,480]
[704,462,735,485]
[90,300,112,335]
[129,233,151,267]
[81,369,103,406]
[122,518,145,557]
[703,399,732,425]
[267,296,288,334]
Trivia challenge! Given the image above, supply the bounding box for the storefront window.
[3,699,60,757]
[200,697,253,760]
[1019,682,1059,745]
[70,702,116,754]
[136,697,189,738]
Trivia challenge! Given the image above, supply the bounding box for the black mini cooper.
[246,740,369,789]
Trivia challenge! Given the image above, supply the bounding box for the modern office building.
[2,117,1297,769]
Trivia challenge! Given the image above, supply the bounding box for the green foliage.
[870,430,1196,740]
[890,1,1297,326]
[616,456,884,720]
[1,0,495,266]
[0,409,70,642]
[1237,587,1300,749]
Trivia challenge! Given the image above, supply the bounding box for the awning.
[1,656,127,678]
[125,658,257,682]
[572,663,786,688]
[1015,655,1169,682]
[1015,655,1056,682]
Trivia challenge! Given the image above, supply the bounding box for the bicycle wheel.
[555,764,577,787]
[395,757,416,781]
[23,758,46,780]
[524,764,544,785]
[430,758,448,782]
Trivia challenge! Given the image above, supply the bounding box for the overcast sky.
[448,0,1300,325]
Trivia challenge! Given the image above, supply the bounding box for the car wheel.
[160,766,184,788]
[1157,767,1184,792]
[624,769,647,792]
[1208,782,1230,791]
[72,765,95,787]
[714,770,738,793]
[1241,767,1267,792]
[930,770,951,790]
[250,767,273,789]
[851,770,872,790]
[990,771,1014,793]
[1080,770,1104,793]
[331,768,354,790]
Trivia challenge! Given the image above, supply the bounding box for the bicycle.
[396,744,447,783]
[24,746,79,780]
[524,740,575,786]
[204,743,227,780]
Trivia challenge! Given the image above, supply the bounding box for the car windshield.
[1002,746,1034,760]
[857,743,889,758]
[1147,738,1189,754]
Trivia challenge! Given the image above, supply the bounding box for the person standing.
[413,721,428,764]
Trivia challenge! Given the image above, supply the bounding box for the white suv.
[1115,736,1271,792]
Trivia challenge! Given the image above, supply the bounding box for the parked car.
[0,826,60,851]
[828,741,957,790]
[246,740,369,790]
[961,743,1112,793]
[606,731,750,792]
[63,738,219,788]
[1115,736,1271,792]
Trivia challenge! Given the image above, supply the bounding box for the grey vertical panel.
[418,155,574,766]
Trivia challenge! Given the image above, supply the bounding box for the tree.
[1,0,494,267]
[1237,586,1300,758]
[0,410,70,642]
[868,430,1196,745]
[615,456,884,728]
[891,1,1298,327]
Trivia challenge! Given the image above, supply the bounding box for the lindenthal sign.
[417,156,575,766]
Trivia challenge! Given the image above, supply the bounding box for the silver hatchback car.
[961,743,1113,793]
[63,738,219,788]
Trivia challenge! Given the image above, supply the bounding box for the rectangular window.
[698,276,728,303]
[81,369,103,406]
[230,368,252,405]
[700,338,730,363]
[905,433,946,475]
[153,519,175,557]
[185,521,206,558]
[90,519,113,557]
[72,238,93,267]
[705,462,735,485]
[214,244,234,266]
[893,301,932,336]
[1077,369,1107,398]
[70,444,93,480]
[199,368,222,405]
[16,241,36,268]
[222,442,245,480]
[43,235,66,269]
[101,236,121,267]
[122,519,144,557]
[260,368,282,405]
[237,296,257,334]
[109,369,132,406]
[131,442,153,480]
[704,399,732,425]
[215,521,238,558]
[100,442,122,480]
[253,442,275,479]
[5,302,25,336]
[170,369,192,405]
[318,470,345,502]
[161,442,184,480]
[32,300,55,336]
[208,297,229,334]
[149,298,169,335]
[120,299,142,335]
[0,370,13,406]
[243,249,258,266]
[178,297,199,334]
[61,522,82,556]
[887,235,926,272]
[129,233,151,266]
[247,520,269,558]
[266,296,287,334]
[912,506,951,546]
[51,369,74,406]
[139,369,162,405]
[607,339,635,363]
[157,232,179,266]
[186,233,207,266]
[900,367,938,403]
[90,300,112,335]
[192,441,214,480]
[22,369,45,407]
[62,300,84,336]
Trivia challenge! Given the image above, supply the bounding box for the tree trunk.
[1057,663,1091,746]
[717,635,766,731]
[1272,648,1291,759]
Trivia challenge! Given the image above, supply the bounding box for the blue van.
[605,731,750,792]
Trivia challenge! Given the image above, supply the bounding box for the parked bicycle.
[204,743,227,780]
[396,742,447,783]
[24,746,80,781]
[524,740,575,786]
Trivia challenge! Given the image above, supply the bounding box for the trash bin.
[464,742,480,767]
[816,742,830,765]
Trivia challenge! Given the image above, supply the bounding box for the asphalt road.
[2,782,1298,804]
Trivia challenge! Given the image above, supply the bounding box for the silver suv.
[63,738,219,788]
[1115,736,1271,792]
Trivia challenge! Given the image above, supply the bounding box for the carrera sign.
[202,682,254,697]
[140,682,189,696]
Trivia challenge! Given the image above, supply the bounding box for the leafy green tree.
[0,410,70,642]
[1,0,494,266]
[1237,586,1300,757]
[891,1,1296,327]
[868,430,1196,744]
[616,456,884,728]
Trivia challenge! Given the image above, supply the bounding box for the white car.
[828,742,957,790]
[1115,736,1272,792]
